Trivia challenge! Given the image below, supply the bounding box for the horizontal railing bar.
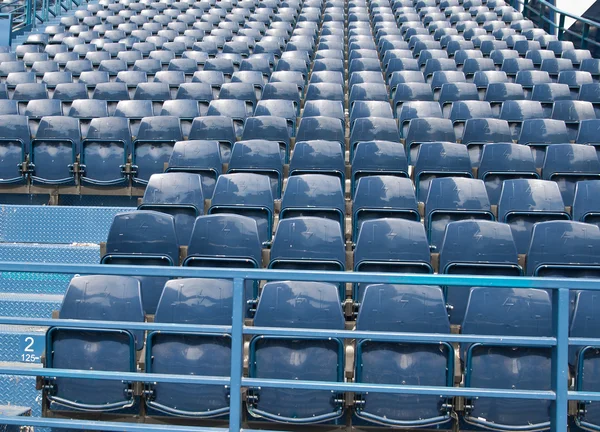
[0,316,232,333]
[569,337,600,346]
[0,417,226,431]
[515,0,600,29]
[569,391,600,402]
[0,262,598,289]
[0,367,231,385]
[241,378,557,399]
[245,327,558,345]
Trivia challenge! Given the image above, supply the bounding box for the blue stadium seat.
[558,71,593,98]
[448,100,494,140]
[160,100,200,138]
[440,220,522,325]
[578,83,600,118]
[478,143,539,206]
[354,283,452,427]
[461,118,512,168]
[352,174,419,249]
[541,58,574,80]
[393,82,434,117]
[183,214,262,313]
[570,287,600,429]
[228,139,283,199]
[581,58,600,81]
[499,100,545,140]
[208,173,274,245]
[425,178,493,252]
[351,140,408,193]
[241,116,290,164]
[208,99,250,138]
[498,179,569,254]
[349,117,399,161]
[281,174,345,233]
[188,116,237,163]
[80,117,131,186]
[139,173,205,246]
[132,116,182,186]
[349,101,394,129]
[438,82,479,117]
[45,275,144,412]
[414,142,473,202]
[405,118,456,164]
[515,70,552,99]
[218,82,257,114]
[261,82,301,114]
[30,116,80,185]
[518,119,570,169]
[289,140,345,183]
[573,180,600,227]
[296,116,345,151]
[23,99,62,136]
[462,286,552,430]
[102,211,180,314]
[485,82,525,116]
[526,220,600,283]
[304,82,344,102]
[165,140,221,196]
[551,100,597,142]
[542,144,600,206]
[398,101,444,138]
[145,278,233,418]
[248,280,345,423]
[0,115,30,184]
[175,83,214,116]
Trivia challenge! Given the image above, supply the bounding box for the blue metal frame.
[0,263,597,432]
[512,0,600,50]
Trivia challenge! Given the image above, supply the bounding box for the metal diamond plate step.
[0,205,129,244]
[0,294,62,318]
[0,243,100,294]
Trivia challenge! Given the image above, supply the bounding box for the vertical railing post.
[523,0,530,20]
[551,288,569,432]
[557,13,565,40]
[229,277,245,432]
[582,23,590,49]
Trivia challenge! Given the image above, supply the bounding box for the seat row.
[43,272,600,430]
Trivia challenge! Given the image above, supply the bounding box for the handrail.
[512,0,600,52]
[0,262,592,432]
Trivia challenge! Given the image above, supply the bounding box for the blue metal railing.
[0,262,595,432]
[512,0,600,54]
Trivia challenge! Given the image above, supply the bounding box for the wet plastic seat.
[498,179,569,254]
[461,118,512,168]
[289,140,345,183]
[254,100,297,137]
[183,214,262,312]
[280,174,345,233]
[551,100,597,142]
[425,178,493,253]
[30,116,81,185]
[247,280,345,423]
[0,115,30,184]
[132,116,182,185]
[165,140,222,197]
[80,117,131,186]
[45,275,144,412]
[145,278,233,418]
[478,143,539,205]
[208,173,274,245]
[414,142,473,202]
[188,116,237,163]
[349,117,400,161]
[404,118,455,164]
[573,180,600,228]
[352,176,420,242]
[518,119,570,169]
[542,143,600,206]
[461,286,552,430]
[499,100,545,140]
[139,173,205,245]
[227,139,282,199]
[102,211,180,314]
[296,116,345,152]
[354,283,452,426]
